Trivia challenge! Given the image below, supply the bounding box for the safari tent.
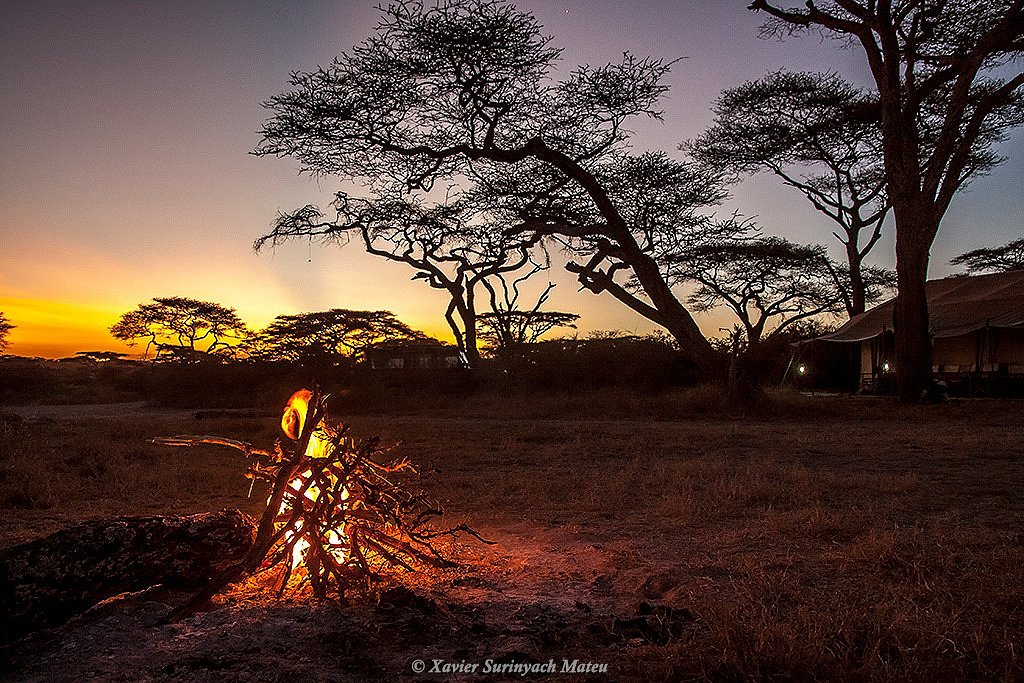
[797,270,1024,395]
[365,339,464,370]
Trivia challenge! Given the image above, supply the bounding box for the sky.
[1,0,1021,358]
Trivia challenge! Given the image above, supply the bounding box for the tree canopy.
[690,71,888,316]
[668,236,854,346]
[477,310,579,353]
[255,0,732,371]
[110,297,248,361]
[950,238,1024,274]
[474,267,578,354]
[252,308,427,364]
[258,196,545,368]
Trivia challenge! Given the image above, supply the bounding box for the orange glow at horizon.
[0,296,134,359]
[0,294,464,360]
[0,276,735,360]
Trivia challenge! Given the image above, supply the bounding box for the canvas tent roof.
[817,270,1024,343]
[365,338,458,354]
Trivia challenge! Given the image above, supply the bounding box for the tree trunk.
[847,243,867,317]
[662,308,720,375]
[892,207,935,401]
[727,345,762,412]
[0,510,255,642]
[444,302,467,361]
[629,254,720,377]
[445,286,482,370]
[462,313,481,370]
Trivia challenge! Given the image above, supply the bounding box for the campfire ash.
[155,388,486,618]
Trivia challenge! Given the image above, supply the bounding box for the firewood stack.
[155,389,486,619]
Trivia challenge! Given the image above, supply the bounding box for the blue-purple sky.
[1,0,1021,356]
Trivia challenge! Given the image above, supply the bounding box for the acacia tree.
[690,71,890,317]
[476,278,579,353]
[951,237,1024,273]
[110,297,248,361]
[477,309,579,352]
[255,0,731,374]
[258,196,543,368]
[0,313,12,353]
[750,1,1024,398]
[670,235,892,400]
[468,150,736,337]
[669,236,881,350]
[253,309,426,364]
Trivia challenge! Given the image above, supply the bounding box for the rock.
[0,509,255,642]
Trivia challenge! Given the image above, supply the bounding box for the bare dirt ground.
[1,395,1022,681]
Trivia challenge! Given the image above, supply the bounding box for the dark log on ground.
[0,510,255,643]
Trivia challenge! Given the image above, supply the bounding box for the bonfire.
[155,388,484,618]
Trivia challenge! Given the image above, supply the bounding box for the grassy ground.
[1,390,1022,680]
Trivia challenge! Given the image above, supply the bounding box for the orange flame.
[281,389,311,440]
[279,389,349,569]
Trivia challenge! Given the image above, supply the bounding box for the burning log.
[0,510,254,643]
[154,389,488,619]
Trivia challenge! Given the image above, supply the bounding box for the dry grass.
[2,393,1022,679]
[0,413,275,536]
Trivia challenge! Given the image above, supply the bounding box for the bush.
[494,332,703,392]
[0,333,705,413]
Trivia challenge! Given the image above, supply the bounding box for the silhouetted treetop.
[690,70,889,317]
[0,312,13,353]
[256,0,668,189]
[477,309,578,352]
[668,235,891,346]
[951,238,1024,274]
[110,297,247,361]
[748,1,1024,221]
[253,309,427,363]
[468,150,728,254]
[258,195,542,282]
[692,71,882,182]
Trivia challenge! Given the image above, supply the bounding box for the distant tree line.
[109,297,247,361]
[107,296,580,367]
[104,222,1019,372]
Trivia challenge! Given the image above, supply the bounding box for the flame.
[280,389,310,440]
[278,389,349,570]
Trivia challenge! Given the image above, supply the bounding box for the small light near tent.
[882,361,891,372]
[797,364,807,375]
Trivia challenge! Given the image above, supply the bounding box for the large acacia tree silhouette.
[255,0,734,376]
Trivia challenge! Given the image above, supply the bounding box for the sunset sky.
[2,1,1021,358]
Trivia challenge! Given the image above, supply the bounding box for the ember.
[154,388,486,617]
